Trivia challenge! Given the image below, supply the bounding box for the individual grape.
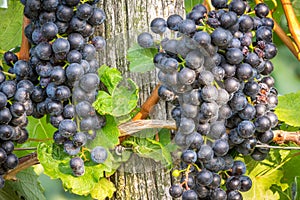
[181,103,198,118]
[254,3,270,18]
[216,88,230,105]
[66,63,84,82]
[225,48,243,65]
[67,50,82,63]
[224,77,240,93]
[237,120,255,138]
[238,14,254,33]
[229,0,246,15]
[231,160,246,175]
[178,67,196,85]
[56,5,74,22]
[50,66,66,85]
[53,130,67,144]
[76,3,93,20]
[68,33,85,50]
[197,144,213,162]
[211,27,232,47]
[54,85,71,101]
[178,19,196,35]
[227,190,243,200]
[239,175,252,192]
[212,0,228,9]
[149,18,166,34]
[210,188,227,200]
[79,73,99,92]
[169,184,183,198]
[167,14,183,31]
[0,148,7,163]
[185,50,204,70]
[1,141,14,154]
[251,148,268,161]
[158,85,176,101]
[0,108,12,124]
[257,130,274,144]
[182,190,198,200]
[196,169,213,186]
[52,38,70,54]
[236,63,253,81]
[4,154,18,169]
[4,51,18,67]
[75,101,95,118]
[70,156,84,170]
[201,85,218,102]
[91,146,108,164]
[220,11,238,29]
[41,22,58,40]
[181,149,197,164]
[218,104,232,120]
[64,140,81,156]
[63,104,75,119]
[254,115,271,132]
[197,122,210,135]
[35,41,52,60]
[88,8,106,25]
[186,132,203,149]
[178,117,195,134]
[208,121,226,139]
[229,92,248,111]
[13,60,31,78]
[0,125,14,140]
[73,132,87,147]
[59,119,77,137]
[91,36,106,50]
[213,139,229,156]
[256,26,272,42]
[0,93,7,110]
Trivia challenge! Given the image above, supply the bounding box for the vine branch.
[4,152,39,181]
[16,16,30,61]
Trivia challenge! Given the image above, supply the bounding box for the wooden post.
[95,0,185,199]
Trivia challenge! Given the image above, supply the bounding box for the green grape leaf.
[93,78,138,117]
[243,160,289,200]
[127,43,158,73]
[37,143,114,198]
[275,91,300,127]
[0,182,22,200]
[123,136,175,170]
[98,65,122,94]
[90,178,116,200]
[0,0,23,50]
[87,115,119,149]
[15,116,56,157]
[7,167,46,200]
[184,0,202,13]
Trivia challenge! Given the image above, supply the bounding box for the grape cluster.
[0,0,109,182]
[138,1,278,199]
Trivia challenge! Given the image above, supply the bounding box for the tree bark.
[95,0,185,199]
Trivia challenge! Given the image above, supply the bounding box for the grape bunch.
[138,1,278,199]
[0,0,109,183]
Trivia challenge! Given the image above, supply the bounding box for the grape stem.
[2,71,16,79]
[256,144,300,150]
[14,147,37,151]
